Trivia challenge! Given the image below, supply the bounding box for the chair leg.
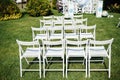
[117,22,120,27]
[39,58,41,78]
[66,58,68,78]
[43,58,45,78]
[20,58,22,77]
[88,58,90,77]
[85,59,87,77]
[108,57,111,78]
[63,57,64,77]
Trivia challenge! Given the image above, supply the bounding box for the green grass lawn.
[0,13,120,80]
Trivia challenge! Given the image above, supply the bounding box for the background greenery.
[103,0,120,10]
[0,12,120,80]
[0,0,120,20]
[0,0,22,20]
[26,0,52,17]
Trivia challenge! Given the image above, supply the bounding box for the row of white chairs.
[32,25,96,42]
[40,15,87,28]
[42,15,84,21]
[16,38,113,78]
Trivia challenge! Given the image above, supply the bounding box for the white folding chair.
[64,19,79,40]
[43,40,65,77]
[80,25,96,40]
[48,21,63,40]
[88,38,114,78]
[66,40,88,78]
[31,27,48,42]
[16,40,42,78]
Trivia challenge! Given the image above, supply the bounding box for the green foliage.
[0,0,22,20]
[108,3,120,13]
[103,0,120,10]
[52,0,57,9]
[26,0,52,17]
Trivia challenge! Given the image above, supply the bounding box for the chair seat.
[89,46,108,58]
[67,47,85,58]
[35,34,47,40]
[49,34,62,39]
[80,33,94,39]
[22,48,41,58]
[65,33,78,39]
[44,48,64,58]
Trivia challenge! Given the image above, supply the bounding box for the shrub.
[0,0,22,21]
[52,0,57,9]
[26,0,52,17]
[108,3,120,13]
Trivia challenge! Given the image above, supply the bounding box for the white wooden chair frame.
[16,40,42,78]
[88,38,114,78]
[43,40,65,78]
[66,40,88,78]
